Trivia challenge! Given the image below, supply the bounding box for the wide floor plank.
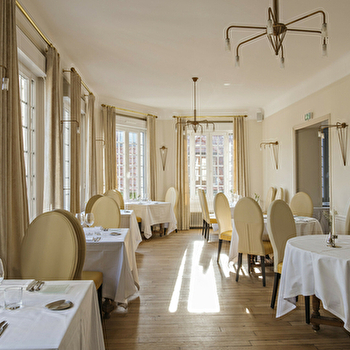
[103,229,349,349]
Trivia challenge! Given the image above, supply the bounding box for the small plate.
[110,231,121,236]
[45,299,74,310]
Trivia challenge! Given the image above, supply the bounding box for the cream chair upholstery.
[275,187,284,201]
[264,187,276,214]
[85,194,103,213]
[267,200,296,308]
[54,209,103,315]
[199,189,217,241]
[234,197,273,287]
[104,189,124,210]
[214,193,233,262]
[21,211,78,280]
[290,191,313,217]
[345,204,350,234]
[92,196,121,228]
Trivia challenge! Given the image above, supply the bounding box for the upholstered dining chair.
[214,192,233,262]
[234,197,273,287]
[104,189,124,210]
[21,211,78,281]
[275,187,284,201]
[91,196,121,229]
[54,209,103,313]
[85,194,103,213]
[264,187,276,214]
[290,191,313,217]
[267,200,296,308]
[199,189,217,241]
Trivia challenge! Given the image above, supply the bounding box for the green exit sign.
[304,112,313,121]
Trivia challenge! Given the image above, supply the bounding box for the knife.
[26,280,37,291]
[0,322,8,337]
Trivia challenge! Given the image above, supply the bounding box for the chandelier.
[225,0,328,68]
[184,77,215,133]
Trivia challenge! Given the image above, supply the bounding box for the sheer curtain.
[175,119,190,230]
[233,117,248,197]
[43,46,63,211]
[147,115,157,200]
[102,105,117,191]
[70,69,81,213]
[0,0,29,277]
[86,94,97,199]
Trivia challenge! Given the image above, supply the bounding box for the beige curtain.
[233,117,248,197]
[147,115,157,200]
[70,69,81,214]
[0,0,29,278]
[175,119,190,230]
[86,94,97,198]
[43,46,63,211]
[102,105,117,191]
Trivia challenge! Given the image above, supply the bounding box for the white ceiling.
[19,0,350,119]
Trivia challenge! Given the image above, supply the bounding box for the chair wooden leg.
[236,253,242,282]
[270,272,280,309]
[247,254,251,274]
[202,220,205,237]
[97,284,103,319]
[217,239,223,262]
[206,223,210,242]
[260,256,266,287]
[305,295,310,324]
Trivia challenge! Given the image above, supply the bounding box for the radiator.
[190,212,203,228]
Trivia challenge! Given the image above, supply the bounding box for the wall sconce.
[260,141,279,169]
[60,119,80,133]
[318,122,348,166]
[0,65,9,91]
[160,145,168,171]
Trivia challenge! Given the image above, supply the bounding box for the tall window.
[19,71,36,221]
[188,125,234,211]
[116,126,146,200]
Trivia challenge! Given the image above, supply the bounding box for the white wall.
[263,74,350,231]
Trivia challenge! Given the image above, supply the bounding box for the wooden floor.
[103,229,349,349]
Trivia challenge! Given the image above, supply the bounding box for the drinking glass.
[75,212,85,226]
[85,213,94,227]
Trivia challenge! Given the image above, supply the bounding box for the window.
[188,125,234,211]
[116,124,146,201]
[19,71,36,221]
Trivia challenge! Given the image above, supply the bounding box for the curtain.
[70,69,81,213]
[175,119,190,230]
[233,117,248,197]
[86,94,97,199]
[146,115,157,200]
[43,46,63,211]
[102,105,117,191]
[0,0,29,278]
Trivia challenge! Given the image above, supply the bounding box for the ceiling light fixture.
[184,77,215,133]
[1,65,9,91]
[225,0,328,68]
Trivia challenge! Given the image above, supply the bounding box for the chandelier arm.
[287,28,321,34]
[225,25,266,39]
[285,10,326,27]
[267,34,278,54]
[236,32,266,57]
[268,7,277,24]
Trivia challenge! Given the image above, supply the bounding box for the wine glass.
[85,213,95,227]
[0,259,4,285]
[75,212,85,226]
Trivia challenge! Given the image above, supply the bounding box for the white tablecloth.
[120,209,142,251]
[125,201,177,239]
[229,216,323,261]
[0,280,104,350]
[83,228,139,303]
[276,235,350,332]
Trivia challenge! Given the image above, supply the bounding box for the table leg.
[102,298,115,319]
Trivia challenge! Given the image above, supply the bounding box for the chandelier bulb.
[280,56,285,69]
[225,38,231,51]
[322,42,328,57]
[267,19,273,35]
[321,23,328,38]
[235,55,240,67]
[2,77,9,91]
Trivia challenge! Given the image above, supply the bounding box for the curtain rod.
[63,68,93,95]
[101,104,157,118]
[173,115,247,119]
[16,1,53,47]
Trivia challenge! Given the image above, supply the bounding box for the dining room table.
[120,209,142,250]
[0,279,104,350]
[125,200,177,239]
[83,227,139,306]
[229,215,323,262]
[276,234,350,332]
